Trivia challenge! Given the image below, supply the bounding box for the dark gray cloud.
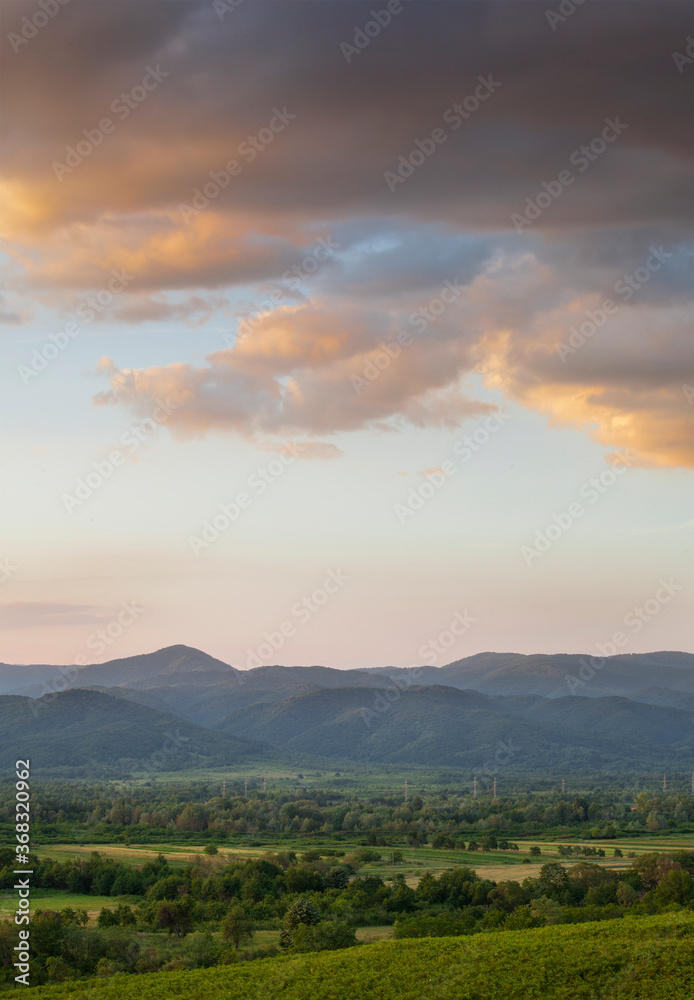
[1,0,691,466]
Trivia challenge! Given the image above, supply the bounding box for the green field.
[0,890,141,919]
[28,831,694,889]
[20,911,694,999]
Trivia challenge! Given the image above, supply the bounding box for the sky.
[0,0,692,669]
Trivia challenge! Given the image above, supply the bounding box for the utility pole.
[493,777,497,798]
[473,776,477,799]
[222,780,226,798]
[562,778,565,795]
[244,779,248,798]
[404,779,408,801]
[663,773,667,794]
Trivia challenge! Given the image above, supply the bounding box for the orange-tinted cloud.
[1,1,691,467]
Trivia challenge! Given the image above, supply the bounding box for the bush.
[97,907,120,928]
[290,920,357,952]
[394,912,475,939]
[45,957,75,982]
[503,906,545,930]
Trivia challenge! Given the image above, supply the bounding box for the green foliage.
[44,958,73,983]
[97,908,120,929]
[220,906,254,951]
[156,899,193,937]
[281,896,322,951]
[324,865,350,889]
[393,911,476,938]
[0,690,261,778]
[15,912,694,999]
[283,897,321,931]
[1,776,693,993]
[289,920,357,953]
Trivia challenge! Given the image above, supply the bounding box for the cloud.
[256,439,344,461]
[0,602,114,630]
[1,1,692,466]
[0,294,24,325]
[2,3,691,245]
[92,241,693,466]
[91,283,497,439]
[112,292,228,325]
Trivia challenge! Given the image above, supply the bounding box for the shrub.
[290,920,357,952]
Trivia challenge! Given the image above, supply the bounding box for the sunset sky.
[1,0,692,668]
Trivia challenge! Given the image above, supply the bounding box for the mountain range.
[1,645,692,777]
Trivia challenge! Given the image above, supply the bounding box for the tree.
[280,896,321,950]
[157,899,193,937]
[97,907,120,928]
[653,868,694,906]
[530,896,563,925]
[503,905,544,930]
[221,905,254,951]
[324,865,350,889]
[537,862,570,900]
[530,846,541,856]
[115,903,136,926]
[284,896,321,930]
[46,957,75,982]
[616,882,638,906]
[95,958,121,977]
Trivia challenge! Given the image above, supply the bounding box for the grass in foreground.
[21,911,693,1000]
